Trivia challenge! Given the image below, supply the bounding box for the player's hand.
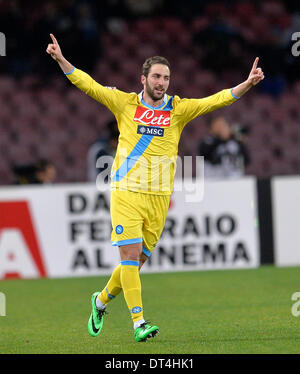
[247,57,264,86]
[46,34,63,62]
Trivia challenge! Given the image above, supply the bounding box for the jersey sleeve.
[65,67,129,117]
[177,88,238,129]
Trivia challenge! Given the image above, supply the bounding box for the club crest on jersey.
[131,306,142,314]
[137,125,164,137]
[115,225,123,234]
[133,106,170,127]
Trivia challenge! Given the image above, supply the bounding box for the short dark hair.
[35,159,54,172]
[142,56,171,77]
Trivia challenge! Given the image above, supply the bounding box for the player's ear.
[141,75,146,85]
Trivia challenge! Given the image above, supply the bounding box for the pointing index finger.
[50,33,58,45]
[251,57,259,71]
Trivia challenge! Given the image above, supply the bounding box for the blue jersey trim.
[112,134,154,182]
[106,287,115,299]
[112,237,143,246]
[230,88,240,100]
[164,96,174,111]
[142,246,151,257]
[139,90,169,110]
[121,260,140,267]
[141,97,166,110]
[64,66,75,75]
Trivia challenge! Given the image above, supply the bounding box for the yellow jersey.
[66,68,238,195]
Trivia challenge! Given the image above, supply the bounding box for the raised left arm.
[232,57,264,99]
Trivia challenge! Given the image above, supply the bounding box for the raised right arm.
[46,33,129,115]
[46,33,74,74]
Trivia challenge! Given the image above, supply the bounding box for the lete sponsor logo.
[133,106,170,127]
[0,201,47,279]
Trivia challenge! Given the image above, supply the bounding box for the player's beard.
[145,79,165,101]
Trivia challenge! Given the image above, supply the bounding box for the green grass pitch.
[1,266,300,354]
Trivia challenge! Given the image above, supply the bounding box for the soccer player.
[46,33,264,342]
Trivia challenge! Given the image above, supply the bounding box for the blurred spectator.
[193,11,246,72]
[0,0,102,78]
[13,159,56,185]
[12,163,37,185]
[34,159,57,184]
[124,0,163,18]
[87,119,119,183]
[198,116,251,179]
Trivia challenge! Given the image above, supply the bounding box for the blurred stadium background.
[0,0,299,183]
[1,0,300,355]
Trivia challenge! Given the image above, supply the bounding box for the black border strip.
[257,178,274,265]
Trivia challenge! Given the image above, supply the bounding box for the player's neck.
[142,91,164,108]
